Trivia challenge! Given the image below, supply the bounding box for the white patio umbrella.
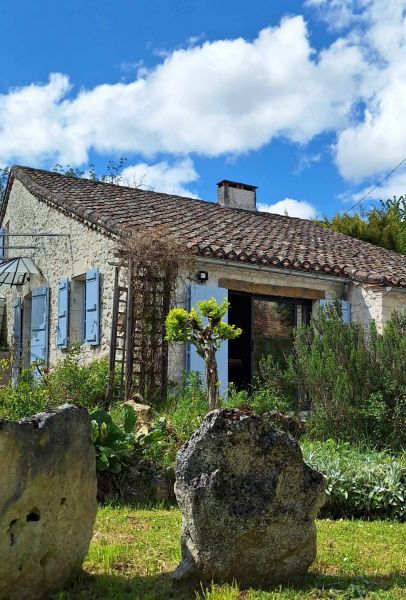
[0,257,41,287]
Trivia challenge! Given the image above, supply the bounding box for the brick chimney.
[217,180,257,211]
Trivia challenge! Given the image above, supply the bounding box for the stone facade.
[2,178,406,379]
[381,287,406,330]
[2,179,119,365]
[348,284,406,333]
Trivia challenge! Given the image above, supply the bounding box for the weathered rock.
[173,409,325,588]
[121,462,176,505]
[96,461,176,505]
[0,404,97,600]
[263,411,306,440]
[124,399,153,425]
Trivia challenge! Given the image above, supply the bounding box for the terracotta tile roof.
[5,165,406,288]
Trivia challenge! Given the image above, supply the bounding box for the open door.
[228,292,312,390]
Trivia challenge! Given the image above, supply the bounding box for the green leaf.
[121,403,137,434]
[89,409,113,427]
[96,453,110,471]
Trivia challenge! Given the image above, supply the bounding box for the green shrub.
[130,372,209,468]
[90,404,138,473]
[45,346,111,410]
[137,417,180,468]
[0,362,52,420]
[302,439,406,521]
[0,348,114,422]
[225,385,290,414]
[164,371,208,440]
[225,355,291,414]
[284,304,406,450]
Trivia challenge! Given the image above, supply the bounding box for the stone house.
[1,166,405,394]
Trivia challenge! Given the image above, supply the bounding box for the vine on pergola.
[117,225,195,403]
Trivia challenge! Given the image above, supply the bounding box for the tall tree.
[0,167,10,205]
[319,197,406,255]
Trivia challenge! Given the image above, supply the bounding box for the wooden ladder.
[106,267,129,405]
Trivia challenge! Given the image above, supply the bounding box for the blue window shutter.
[187,284,228,397]
[0,227,5,262]
[85,268,100,346]
[57,278,69,349]
[31,287,50,365]
[341,300,351,324]
[13,298,22,362]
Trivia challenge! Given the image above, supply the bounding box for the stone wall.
[348,284,406,333]
[347,285,383,331]
[2,179,119,366]
[381,288,406,329]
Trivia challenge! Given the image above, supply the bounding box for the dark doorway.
[228,291,312,390]
[228,292,252,389]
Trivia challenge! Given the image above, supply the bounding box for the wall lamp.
[196,270,209,284]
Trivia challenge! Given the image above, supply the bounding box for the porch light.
[197,270,209,284]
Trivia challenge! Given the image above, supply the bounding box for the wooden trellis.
[105,226,194,407]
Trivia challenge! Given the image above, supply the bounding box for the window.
[68,268,101,347]
[70,275,85,344]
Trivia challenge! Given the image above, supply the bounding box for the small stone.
[173,408,325,588]
[124,399,153,424]
[0,405,97,600]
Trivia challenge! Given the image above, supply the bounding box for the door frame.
[228,290,312,388]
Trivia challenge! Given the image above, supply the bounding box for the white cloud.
[350,168,406,204]
[294,152,321,174]
[120,157,199,197]
[305,0,361,31]
[0,16,367,166]
[304,0,370,31]
[308,0,406,183]
[1,1,405,195]
[0,73,73,165]
[258,198,317,219]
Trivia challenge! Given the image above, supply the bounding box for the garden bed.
[59,506,406,599]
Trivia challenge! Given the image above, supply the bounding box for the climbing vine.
[117,226,194,403]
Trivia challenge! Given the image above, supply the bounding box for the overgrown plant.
[302,439,406,521]
[0,360,51,420]
[90,404,137,473]
[285,302,406,450]
[165,298,241,409]
[117,226,195,404]
[0,349,116,420]
[45,346,112,410]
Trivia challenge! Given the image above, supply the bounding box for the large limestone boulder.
[173,409,325,588]
[0,404,97,600]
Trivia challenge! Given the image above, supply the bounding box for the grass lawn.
[58,506,406,600]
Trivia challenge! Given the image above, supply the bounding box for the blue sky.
[1,0,406,218]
